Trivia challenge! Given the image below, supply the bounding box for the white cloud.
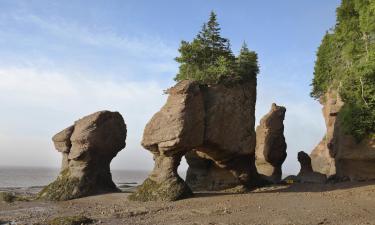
[0,67,168,171]
[10,13,177,60]
[0,66,326,174]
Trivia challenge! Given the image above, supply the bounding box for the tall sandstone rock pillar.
[255,103,287,183]
[130,78,259,201]
[39,111,127,201]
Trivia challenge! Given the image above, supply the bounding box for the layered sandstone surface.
[130,79,258,201]
[39,111,127,201]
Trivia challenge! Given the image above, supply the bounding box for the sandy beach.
[1,181,375,225]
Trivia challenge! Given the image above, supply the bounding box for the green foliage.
[311,0,375,139]
[0,191,31,203]
[339,103,375,141]
[175,11,259,84]
[236,42,259,81]
[0,192,16,203]
[128,177,193,202]
[38,169,81,201]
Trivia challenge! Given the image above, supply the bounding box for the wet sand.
[1,181,375,225]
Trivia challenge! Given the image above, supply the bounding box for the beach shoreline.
[1,181,375,225]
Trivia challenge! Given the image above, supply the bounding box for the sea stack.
[130,78,259,201]
[39,111,127,201]
[297,151,327,183]
[255,103,287,183]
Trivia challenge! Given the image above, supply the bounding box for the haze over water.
[0,166,151,188]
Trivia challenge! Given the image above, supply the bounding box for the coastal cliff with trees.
[311,0,375,140]
[310,0,375,180]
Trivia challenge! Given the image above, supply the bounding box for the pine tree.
[236,42,259,81]
[311,0,375,140]
[174,11,236,84]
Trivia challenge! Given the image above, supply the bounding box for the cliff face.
[186,103,287,190]
[310,90,342,176]
[310,90,375,180]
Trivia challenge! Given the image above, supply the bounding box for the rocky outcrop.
[310,90,375,181]
[39,111,127,201]
[185,103,287,190]
[296,151,327,183]
[255,103,287,183]
[310,90,342,176]
[185,151,239,191]
[130,79,258,201]
[284,151,326,183]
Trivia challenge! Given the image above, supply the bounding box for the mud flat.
[1,182,375,225]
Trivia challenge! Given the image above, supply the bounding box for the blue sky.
[0,0,340,174]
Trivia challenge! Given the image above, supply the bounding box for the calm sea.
[0,166,151,188]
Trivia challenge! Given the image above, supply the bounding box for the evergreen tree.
[311,0,375,140]
[236,42,259,81]
[174,11,236,84]
[175,11,259,84]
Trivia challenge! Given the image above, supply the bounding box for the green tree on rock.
[236,42,259,81]
[174,11,259,84]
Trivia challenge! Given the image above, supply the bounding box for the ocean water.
[0,166,151,188]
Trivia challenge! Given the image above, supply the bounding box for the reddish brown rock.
[39,111,127,201]
[255,103,287,183]
[130,79,259,201]
[310,90,342,176]
[297,151,326,183]
[310,90,375,181]
[185,151,239,191]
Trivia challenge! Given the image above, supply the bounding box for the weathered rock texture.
[310,90,375,181]
[130,79,258,201]
[185,103,287,190]
[310,90,342,176]
[255,103,287,183]
[296,151,327,183]
[185,151,239,191]
[39,111,127,201]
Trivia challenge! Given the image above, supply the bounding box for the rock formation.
[255,103,287,183]
[130,79,258,201]
[185,151,239,191]
[310,90,342,177]
[39,111,127,201]
[310,90,375,181]
[185,103,287,190]
[296,151,327,183]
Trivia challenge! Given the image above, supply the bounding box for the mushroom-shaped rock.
[52,125,74,171]
[39,111,127,201]
[130,79,259,201]
[297,151,327,183]
[129,81,204,201]
[255,103,287,183]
